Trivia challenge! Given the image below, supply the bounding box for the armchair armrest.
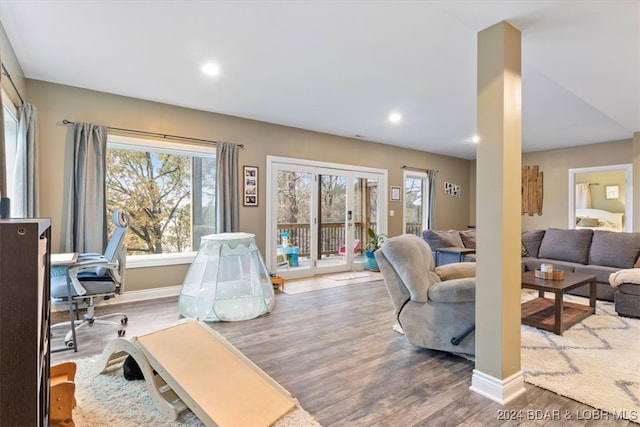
[435,262,476,281]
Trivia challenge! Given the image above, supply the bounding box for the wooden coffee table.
[521,270,596,335]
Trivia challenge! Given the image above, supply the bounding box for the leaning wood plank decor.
[522,165,543,215]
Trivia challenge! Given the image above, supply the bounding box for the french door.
[267,156,387,279]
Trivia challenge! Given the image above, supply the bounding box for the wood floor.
[50,281,632,426]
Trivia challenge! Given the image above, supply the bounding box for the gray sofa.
[423,228,640,318]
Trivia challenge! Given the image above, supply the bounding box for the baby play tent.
[179,233,275,322]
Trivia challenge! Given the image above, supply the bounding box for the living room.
[1,2,639,426]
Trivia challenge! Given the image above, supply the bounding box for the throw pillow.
[422,229,464,251]
[521,242,530,257]
[577,217,599,227]
[459,229,476,249]
[521,229,545,258]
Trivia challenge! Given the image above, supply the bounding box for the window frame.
[107,134,216,268]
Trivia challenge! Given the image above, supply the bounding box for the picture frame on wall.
[243,166,259,206]
[605,185,619,200]
[390,186,401,202]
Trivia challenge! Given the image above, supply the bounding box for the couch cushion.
[422,229,464,251]
[538,228,593,264]
[459,229,476,249]
[522,229,545,258]
[574,264,620,285]
[588,230,640,269]
[428,277,475,303]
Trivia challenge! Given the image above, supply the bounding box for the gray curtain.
[215,142,239,232]
[14,102,39,217]
[427,169,438,229]
[64,122,108,253]
[0,72,6,199]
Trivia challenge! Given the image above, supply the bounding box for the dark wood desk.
[521,270,596,335]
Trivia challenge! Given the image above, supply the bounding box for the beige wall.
[27,79,471,291]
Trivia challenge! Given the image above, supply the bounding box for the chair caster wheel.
[65,340,75,348]
[121,316,128,325]
[117,329,126,337]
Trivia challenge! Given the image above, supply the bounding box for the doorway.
[568,164,633,232]
[266,156,387,279]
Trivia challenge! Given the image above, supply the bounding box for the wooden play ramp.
[94,319,296,426]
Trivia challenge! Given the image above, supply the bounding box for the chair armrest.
[66,261,118,296]
[435,262,476,280]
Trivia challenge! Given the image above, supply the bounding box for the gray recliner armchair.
[375,234,476,355]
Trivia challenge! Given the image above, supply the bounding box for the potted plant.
[364,227,387,271]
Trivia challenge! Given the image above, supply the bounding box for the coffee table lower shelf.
[521,297,594,335]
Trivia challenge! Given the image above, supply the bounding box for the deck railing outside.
[277,222,424,257]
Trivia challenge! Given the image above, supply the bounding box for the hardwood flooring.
[51,281,633,426]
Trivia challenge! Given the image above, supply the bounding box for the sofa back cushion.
[537,228,593,264]
[422,229,464,251]
[589,230,640,268]
[459,229,476,249]
[522,229,545,258]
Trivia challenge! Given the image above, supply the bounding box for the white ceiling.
[1,1,638,159]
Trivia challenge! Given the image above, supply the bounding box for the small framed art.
[243,166,259,206]
[390,186,401,202]
[605,185,619,200]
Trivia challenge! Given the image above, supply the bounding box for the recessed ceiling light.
[471,135,480,143]
[201,63,220,76]
[388,112,402,123]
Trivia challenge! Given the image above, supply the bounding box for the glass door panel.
[268,157,386,279]
[275,169,313,274]
[316,173,348,269]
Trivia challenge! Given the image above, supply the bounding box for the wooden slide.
[94,319,296,427]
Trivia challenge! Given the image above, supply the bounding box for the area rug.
[320,271,372,281]
[71,357,321,426]
[283,271,382,295]
[392,293,640,423]
[521,295,640,423]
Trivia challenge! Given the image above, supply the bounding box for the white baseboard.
[469,369,526,405]
[51,285,182,313]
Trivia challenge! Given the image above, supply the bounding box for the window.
[106,135,216,266]
[2,90,20,217]
[404,172,428,235]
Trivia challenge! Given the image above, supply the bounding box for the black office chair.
[51,210,129,349]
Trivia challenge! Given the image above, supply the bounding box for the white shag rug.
[393,293,640,424]
[71,357,321,427]
[521,295,640,423]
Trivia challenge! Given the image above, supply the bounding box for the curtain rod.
[401,165,439,173]
[1,63,25,105]
[62,119,244,148]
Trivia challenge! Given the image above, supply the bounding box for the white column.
[470,21,526,404]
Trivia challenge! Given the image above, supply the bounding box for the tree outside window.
[106,138,215,256]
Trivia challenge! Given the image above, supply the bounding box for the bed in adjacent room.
[575,208,624,232]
